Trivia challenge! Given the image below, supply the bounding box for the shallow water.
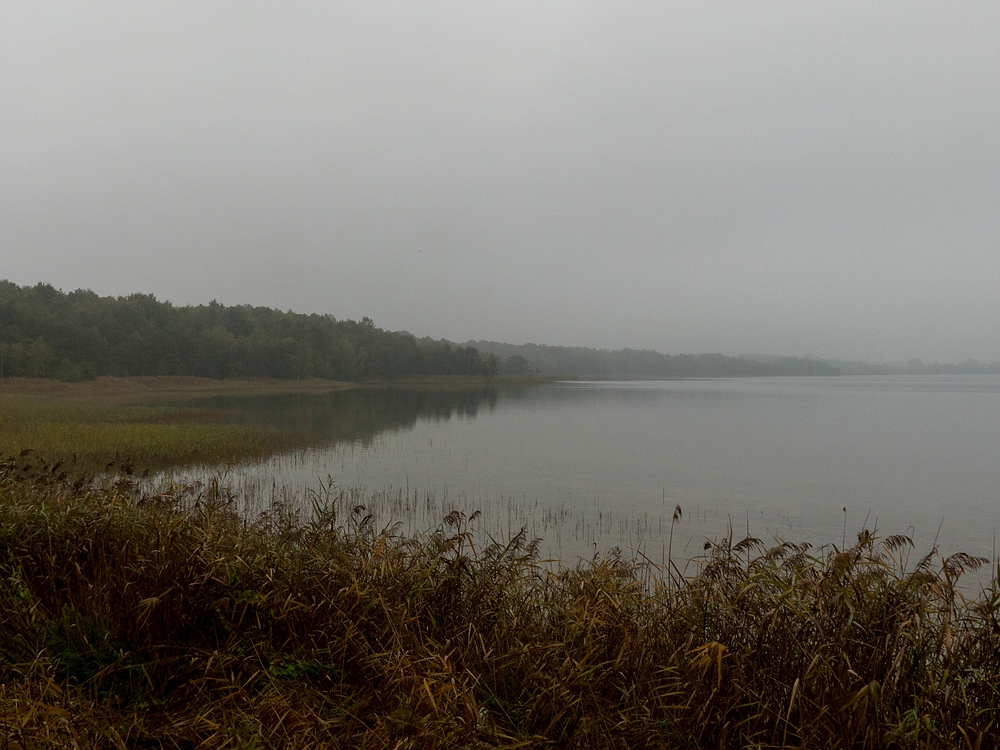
[164,376,1000,567]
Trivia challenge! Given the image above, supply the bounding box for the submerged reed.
[1,452,998,748]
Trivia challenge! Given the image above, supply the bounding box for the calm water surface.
[173,376,1000,565]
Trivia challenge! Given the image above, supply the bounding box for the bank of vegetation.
[0,377,342,470]
[0,409,301,472]
[1,453,997,748]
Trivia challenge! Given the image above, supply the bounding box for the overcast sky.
[2,3,998,362]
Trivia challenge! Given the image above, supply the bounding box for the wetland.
[4,374,1000,747]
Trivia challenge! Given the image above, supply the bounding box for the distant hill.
[742,353,1000,376]
[819,357,1000,376]
[467,340,840,378]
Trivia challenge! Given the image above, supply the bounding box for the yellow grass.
[0,376,350,470]
[0,375,357,404]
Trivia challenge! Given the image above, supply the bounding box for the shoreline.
[0,374,550,403]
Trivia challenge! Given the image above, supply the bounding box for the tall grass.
[1,452,998,748]
[0,389,308,470]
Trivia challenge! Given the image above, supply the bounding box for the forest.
[1,280,840,381]
[0,281,497,381]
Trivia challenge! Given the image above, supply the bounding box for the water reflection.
[197,385,534,445]
[165,377,1000,569]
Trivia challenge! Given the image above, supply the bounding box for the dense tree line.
[470,340,841,378]
[0,281,497,381]
[0,279,854,383]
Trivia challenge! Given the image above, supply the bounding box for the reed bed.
[0,393,307,470]
[0,376,356,403]
[1,453,998,749]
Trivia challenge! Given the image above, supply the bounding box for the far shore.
[0,374,549,405]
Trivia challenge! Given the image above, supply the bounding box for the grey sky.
[2,2,998,362]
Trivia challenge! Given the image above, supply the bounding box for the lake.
[167,376,1000,567]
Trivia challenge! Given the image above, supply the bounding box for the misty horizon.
[3,3,998,363]
[6,277,1000,372]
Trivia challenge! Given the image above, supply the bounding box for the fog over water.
[3,3,999,362]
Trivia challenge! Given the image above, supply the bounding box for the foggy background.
[2,2,998,363]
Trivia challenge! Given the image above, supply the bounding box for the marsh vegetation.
[0,376,344,470]
[1,452,998,748]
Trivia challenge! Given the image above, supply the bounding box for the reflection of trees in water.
[201,382,740,449]
[198,386,533,446]
[201,382,757,450]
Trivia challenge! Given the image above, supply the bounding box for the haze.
[2,2,998,363]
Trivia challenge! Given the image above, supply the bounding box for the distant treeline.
[0,279,864,383]
[0,281,497,381]
[470,340,840,378]
[820,357,1000,376]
